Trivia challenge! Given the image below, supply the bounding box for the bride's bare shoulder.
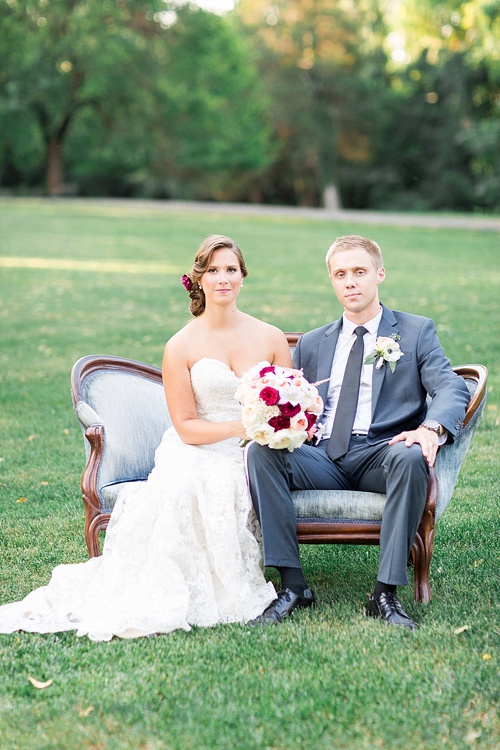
[163,321,198,362]
[242,314,287,340]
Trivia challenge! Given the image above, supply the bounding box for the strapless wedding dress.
[0,358,276,641]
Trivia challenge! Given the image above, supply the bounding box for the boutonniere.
[364,334,403,373]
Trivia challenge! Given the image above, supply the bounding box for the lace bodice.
[191,358,242,423]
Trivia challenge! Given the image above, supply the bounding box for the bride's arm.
[269,326,293,368]
[162,341,247,446]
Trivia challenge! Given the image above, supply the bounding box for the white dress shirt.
[322,309,382,440]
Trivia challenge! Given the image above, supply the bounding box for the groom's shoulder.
[389,307,435,331]
[300,321,336,343]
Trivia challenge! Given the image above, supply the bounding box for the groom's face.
[328,247,385,322]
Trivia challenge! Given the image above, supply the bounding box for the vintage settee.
[71,337,487,602]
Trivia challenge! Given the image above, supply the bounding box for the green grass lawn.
[0,198,498,749]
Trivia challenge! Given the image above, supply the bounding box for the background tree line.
[0,0,498,211]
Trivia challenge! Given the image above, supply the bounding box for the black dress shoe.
[251,588,316,625]
[365,592,418,630]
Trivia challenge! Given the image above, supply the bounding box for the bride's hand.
[234,421,248,441]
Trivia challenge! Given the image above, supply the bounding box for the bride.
[0,235,292,640]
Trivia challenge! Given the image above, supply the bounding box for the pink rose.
[259,365,276,377]
[310,395,324,414]
[290,413,308,431]
[260,386,280,406]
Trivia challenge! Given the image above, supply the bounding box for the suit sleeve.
[417,318,470,439]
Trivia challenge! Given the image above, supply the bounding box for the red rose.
[306,413,317,430]
[279,402,301,418]
[269,415,291,432]
[259,365,276,377]
[260,386,280,406]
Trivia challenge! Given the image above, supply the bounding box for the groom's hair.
[325,235,383,271]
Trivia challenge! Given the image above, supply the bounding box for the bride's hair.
[188,235,248,317]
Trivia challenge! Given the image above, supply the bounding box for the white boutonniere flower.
[364,334,403,373]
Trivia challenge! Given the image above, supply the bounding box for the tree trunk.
[46,135,64,196]
[323,183,341,210]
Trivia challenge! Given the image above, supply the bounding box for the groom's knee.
[247,441,281,473]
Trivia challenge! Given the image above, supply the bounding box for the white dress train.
[0,358,276,641]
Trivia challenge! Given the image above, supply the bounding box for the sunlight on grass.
[0,256,181,275]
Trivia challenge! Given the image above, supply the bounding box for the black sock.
[373,581,396,598]
[277,567,308,596]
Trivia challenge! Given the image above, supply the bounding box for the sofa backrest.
[76,367,171,491]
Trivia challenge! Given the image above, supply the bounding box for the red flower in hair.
[180,274,193,292]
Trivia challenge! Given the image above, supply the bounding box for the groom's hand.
[389,426,439,467]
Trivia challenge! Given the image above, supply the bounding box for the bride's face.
[201,248,244,305]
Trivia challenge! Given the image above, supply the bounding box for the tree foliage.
[0,0,168,193]
[380,0,500,210]
[0,0,273,198]
[234,0,392,207]
[146,4,275,199]
[0,0,498,210]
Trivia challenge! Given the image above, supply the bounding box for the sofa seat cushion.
[292,489,386,522]
[100,482,387,523]
[100,481,146,513]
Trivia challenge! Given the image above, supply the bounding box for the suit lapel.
[316,319,341,405]
[371,305,400,418]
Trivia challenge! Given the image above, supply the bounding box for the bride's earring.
[198,284,203,290]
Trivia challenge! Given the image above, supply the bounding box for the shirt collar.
[341,307,383,337]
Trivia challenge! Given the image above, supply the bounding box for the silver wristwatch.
[421,419,443,437]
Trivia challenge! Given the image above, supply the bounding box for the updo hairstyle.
[187,235,248,317]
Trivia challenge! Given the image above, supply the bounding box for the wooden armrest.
[453,364,488,427]
[82,424,105,515]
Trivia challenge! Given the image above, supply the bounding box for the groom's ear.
[377,267,385,284]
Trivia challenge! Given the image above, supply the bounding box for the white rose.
[244,403,279,429]
[268,432,293,450]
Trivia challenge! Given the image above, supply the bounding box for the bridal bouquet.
[235,362,324,451]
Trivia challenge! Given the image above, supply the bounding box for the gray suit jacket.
[293,304,470,444]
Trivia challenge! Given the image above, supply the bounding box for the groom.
[247,234,470,629]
